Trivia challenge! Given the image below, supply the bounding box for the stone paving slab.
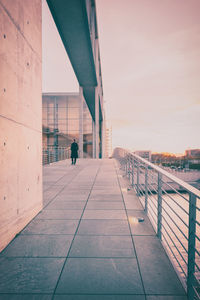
[0,257,64,293]
[69,235,135,258]
[77,219,130,235]
[86,201,124,210]
[35,209,82,220]
[124,199,144,210]
[0,159,187,299]
[0,296,52,300]
[21,219,79,235]
[146,296,188,300]
[127,210,156,235]
[82,209,127,220]
[0,235,73,257]
[133,236,186,295]
[89,194,123,201]
[56,258,143,294]
[53,194,89,201]
[54,296,145,300]
[46,201,86,210]
[91,187,121,192]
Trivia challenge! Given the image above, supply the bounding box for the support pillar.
[92,86,99,159]
[79,86,84,158]
[92,120,96,158]
[101,112,106,158]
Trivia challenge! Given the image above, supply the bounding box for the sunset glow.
[42,0,200,154]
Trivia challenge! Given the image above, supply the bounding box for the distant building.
[185,149,200,169]
[185,149,200,158]
[134,150,152,161]
[112,147,127,159]
[105,126,112,158]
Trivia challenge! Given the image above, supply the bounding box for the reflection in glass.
[42,94,93,158]
[68,107,79,119]
[68,119,79,131]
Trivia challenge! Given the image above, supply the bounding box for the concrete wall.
[0,0,42,252]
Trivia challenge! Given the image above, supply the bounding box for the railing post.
[47,147,50,164]
[53,147,55,162]
[131,158,134,187]
[128,156,131,181]
[157,172,162,240]
[137,161,140,196]
[187,193,197,300]
[145,166,148,213]
[42,149,44,165]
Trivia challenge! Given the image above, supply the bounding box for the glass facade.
[42,93,93,158]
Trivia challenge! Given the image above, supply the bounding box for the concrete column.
[0,0,42,251]
[94,37,100,159]
[92,119,96,158]
[95,86,99,158]
[79,86,84,158]
[101,114,105,158]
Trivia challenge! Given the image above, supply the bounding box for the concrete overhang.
[46,0,98,120]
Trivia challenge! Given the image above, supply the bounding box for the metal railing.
[42,146,70,165]
[117,149,200,300]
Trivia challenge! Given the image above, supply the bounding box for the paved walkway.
[0,159,187,299]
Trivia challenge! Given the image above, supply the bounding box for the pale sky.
[42,0,200,154]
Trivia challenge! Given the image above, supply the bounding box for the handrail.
[133,153,200,199]
[42,146,71,165]
[116,148,200,300]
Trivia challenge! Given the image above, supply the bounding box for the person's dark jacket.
[71,142,79,158]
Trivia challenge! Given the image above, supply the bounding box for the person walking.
[70,139,79,165]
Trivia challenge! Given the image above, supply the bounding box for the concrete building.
[105,125,112,158]
[0,0,104,251]
[134,150,152,161]
[185,149,200,158]
[0,0,42,252]
[46,0,105,159]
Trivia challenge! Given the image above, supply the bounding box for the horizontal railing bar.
[138,190,145,198]
[162,197,189,231]
[195,261,200,272]
[196,206,200,212]
[162,231,187,278]
[137,185,145,194]
[136,184,145,191]
[163,182,189,203]
[162,212,188,254]
[147,209,157,226]
[148,202,158,219]
[194,287,200,300]
[146,197,157,216]
[195,234,200,243]
[162,223,187,266]
[147,202,158,221]
[161,189,189,216]
[196,220,200,228]
[195,248,200,258]
[146,195,158,211]
[162,180,190,201]
[148,195,158,208]
[146,187,158,202]
[147,182,158,194]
